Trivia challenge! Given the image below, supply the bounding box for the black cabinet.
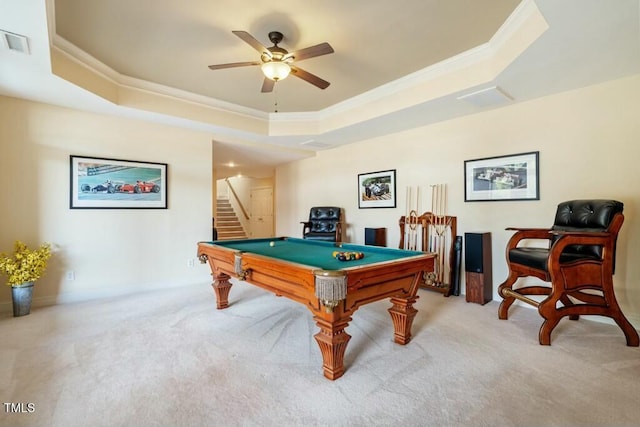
[364,228,386,246]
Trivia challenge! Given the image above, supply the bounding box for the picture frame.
[464,151,539,202]
[358,169,397,208]
[70,155,168,209]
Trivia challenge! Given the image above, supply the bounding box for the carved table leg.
[313,316,352,380]
[388,295,419,345]
[212,271,233,309]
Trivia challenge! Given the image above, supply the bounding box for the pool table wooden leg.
[313,316,352,380]
[388,295,419,345]
[212,271,233,309]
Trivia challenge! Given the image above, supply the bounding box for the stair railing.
[225,178,250,220]
[221,178,251,238]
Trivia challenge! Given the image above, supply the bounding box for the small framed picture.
[70,155,168,209]
[358,169,397,208]
[464,151,539,202]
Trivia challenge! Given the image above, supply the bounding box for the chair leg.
[538,300,639,346]
[613,316,640,346]
[538,316,561,346]
[538,274,639,346]
[497,271,519,320]
[537,290,563,345]
[603,282,640,347]
[559,294,580,321]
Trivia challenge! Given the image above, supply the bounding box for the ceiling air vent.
[300,140,331,149]
[1,29,30,54]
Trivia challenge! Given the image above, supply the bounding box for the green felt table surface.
[209,237,425,271]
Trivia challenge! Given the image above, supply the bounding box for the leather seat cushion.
[509,247,599,271]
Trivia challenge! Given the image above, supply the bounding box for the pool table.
[197,237,436,380]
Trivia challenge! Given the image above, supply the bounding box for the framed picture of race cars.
[358,169,397,208]
[464,151,539,202]
[70,155,168,209]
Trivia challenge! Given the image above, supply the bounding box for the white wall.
[275,74,640,326]
[0,96,213,308]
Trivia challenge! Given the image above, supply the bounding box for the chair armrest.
[547,213,623,273]
[505,227,553,251]
[549,230,610,238]
[301,221,311,237]
[548,231,613,258]
[506,227,552,234]
[546,231,616,275]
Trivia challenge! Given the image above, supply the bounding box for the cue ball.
[269,241,275,247]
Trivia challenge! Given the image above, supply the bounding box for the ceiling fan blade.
[232,30,271,58]
[287,42,334,62]
[208,61,261,70]
[261,78,275,93]
[290,66,330,89]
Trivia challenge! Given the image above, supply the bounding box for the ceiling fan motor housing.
[268,31,284,45]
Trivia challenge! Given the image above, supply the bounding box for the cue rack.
[399,184,458,296]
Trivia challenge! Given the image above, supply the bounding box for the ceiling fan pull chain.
[274,84,279,113]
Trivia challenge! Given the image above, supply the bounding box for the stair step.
[217,232,247,240]
[219,225,241,230]
[214,198,246,241]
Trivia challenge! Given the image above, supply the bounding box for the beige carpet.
[1,281,639,427]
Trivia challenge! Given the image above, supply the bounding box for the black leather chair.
[301,207,343,242]
[498,199,639,346]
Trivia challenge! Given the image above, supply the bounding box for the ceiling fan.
[208,30,334,93]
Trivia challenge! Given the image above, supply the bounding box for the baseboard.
[5,287,640,331]
[0,280,207,314]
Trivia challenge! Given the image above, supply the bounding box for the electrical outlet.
[65,270,75,281]
[187,259,195,268]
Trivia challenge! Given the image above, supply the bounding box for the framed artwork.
[464,151,539,202]
[358,169,397,208]
[70,155,168,209]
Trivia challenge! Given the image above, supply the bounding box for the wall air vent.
[457,86,512,107]
[300,140,331,149]
[1,29,30,54]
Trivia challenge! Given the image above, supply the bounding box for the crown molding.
[45,0,545,142]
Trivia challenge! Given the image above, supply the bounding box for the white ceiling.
[53,0,520,113]
[1,0,639,178]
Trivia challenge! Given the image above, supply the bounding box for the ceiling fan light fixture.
[262,61,291,81]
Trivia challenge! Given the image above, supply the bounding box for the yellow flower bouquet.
[0,241,52,287]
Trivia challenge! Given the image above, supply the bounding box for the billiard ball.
[269,241,275,247]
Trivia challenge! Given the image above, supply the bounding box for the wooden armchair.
[498,199,639,346]
[301,207,343,242]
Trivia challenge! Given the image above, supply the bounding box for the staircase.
[215,198,247,240]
